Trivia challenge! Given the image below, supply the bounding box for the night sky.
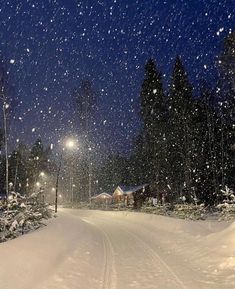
[0,0,235,156]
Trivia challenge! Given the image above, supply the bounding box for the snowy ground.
[0,209,235,289]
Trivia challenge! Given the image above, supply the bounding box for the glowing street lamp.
[65,139,75,149]
[39,171,45,177]
[36,182,41,188]
[54,137,78,213]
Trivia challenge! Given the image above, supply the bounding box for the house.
[112,184,149,206]
[90,193,112,205]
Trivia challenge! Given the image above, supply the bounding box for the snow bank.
[0,212,103,289]
[0,209,235,289]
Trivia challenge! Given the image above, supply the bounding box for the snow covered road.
[0,209,235,289]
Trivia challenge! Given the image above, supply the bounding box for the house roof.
[91,193,112,199]
[116,184,148,195]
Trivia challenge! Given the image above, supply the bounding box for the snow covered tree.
[0,191,52,243]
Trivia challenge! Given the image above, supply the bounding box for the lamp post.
[0,76,9,197]
[71,183,76,203]
[55,138,77,213]
[55,153,62,213]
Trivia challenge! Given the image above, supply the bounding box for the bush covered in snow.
[140,204,171,216]
[217,187,235,221]
[0,192,53,242]
[140,203,206,220]
[172,204,206,220]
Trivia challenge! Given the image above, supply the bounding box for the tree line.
[99,32,234,206]
[0,33,234,206]
[0,138,53,196]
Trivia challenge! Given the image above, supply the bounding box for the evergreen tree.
[27,138,52,194]
[192,85,219,204]
[129,133,147,185]
[73,80,97,200]
[97,155,129,194]
[74,80,96,134]
[140,58,167,192]
[168,56,194,200]
[219,32,235,97]
[218,32,235,191]
[9,150,25,194]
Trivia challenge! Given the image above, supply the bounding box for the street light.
[65,139,75,149]
[36,182,40,187]
[39,171,45,177]
[54,137,78,213]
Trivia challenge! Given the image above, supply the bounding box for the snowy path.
[0,209,235,289]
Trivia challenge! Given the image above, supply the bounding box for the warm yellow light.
[39,171,45,177]
[36,182,40,187]
[65,139,76,149]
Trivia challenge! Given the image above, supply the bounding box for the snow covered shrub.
[217,186,235,221]
[140,204,170,215]
[0,192,53,242]
[173,203,206,220]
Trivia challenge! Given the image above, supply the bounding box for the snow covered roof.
[91,193,112,199]
[115,184,148,195]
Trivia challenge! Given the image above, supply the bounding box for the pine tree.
[168,56,194,201]
[218,32,235,191]
[74,80,97,200]
[97,155,129,194]
[27,139,52,194]
[74,80,96,134]
[8,144,30,195]
[192,85,219,204]
[219,32,235,97]
[129,133,147,185]
[140,58,167,193]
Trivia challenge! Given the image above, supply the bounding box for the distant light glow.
[64,138,77,150]
[66,140,75,148]
[39,171,45,177]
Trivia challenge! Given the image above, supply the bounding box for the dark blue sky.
[0,0,234,155]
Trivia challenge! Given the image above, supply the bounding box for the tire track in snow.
[101,229,116,289]
[80,217,116,289]
[81,214,186,289]
[120,225,188,289]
